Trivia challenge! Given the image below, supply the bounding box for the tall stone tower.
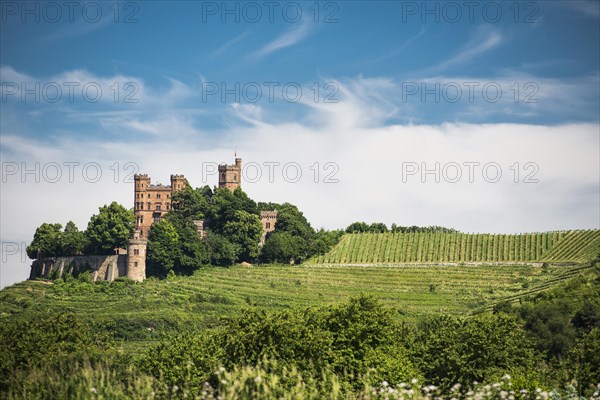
[127,229,147,282]
[218,157,242,192]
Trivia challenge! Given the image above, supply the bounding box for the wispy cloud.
[360,26,427,66]
[37,15,114,44]
[211,31,250,59]
[250,20,312,59]
[434,29,503,72]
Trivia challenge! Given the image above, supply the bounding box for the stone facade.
[30,255,127,282]
[193,219,208,239]
[29,231,147,282]
[260,210,278,246]
[218,158,242,192]
[127,229,147,281]
[134,173,186,239]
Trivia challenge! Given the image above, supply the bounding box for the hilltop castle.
[29,157,277,283]
[133,157,248,239]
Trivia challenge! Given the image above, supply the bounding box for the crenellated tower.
[218,157,242,192]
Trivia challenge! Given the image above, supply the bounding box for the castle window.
[134,261,138,267]
[157,194,161,199]
[147,202,151,210]
[266,223,270,229]
[234,174,237,180]
[154,216,161,223]
[134,249,139,255]
[140,216,143,223]
[147,193,150,198]
[156,204,161,211]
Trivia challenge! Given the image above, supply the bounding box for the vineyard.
[313,230,600,264]
[1,262,596,354]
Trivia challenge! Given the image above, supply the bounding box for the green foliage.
[60,221,87,256]
[138,331,220,393]
[206,233,239,266]
[5,360,159,400]
[222,210,263,262]
[207,187,259,232]
[0,313,114,393]
[147,219,180,277]
[568,328,600,397]
[310,229,343,257]
[275,203,315,240]
[517,299,576,361]
[410,313,540,391]
[260,232,305,264]
[169,184,211,223]
[26,223,63,259]
[84,202,134,255]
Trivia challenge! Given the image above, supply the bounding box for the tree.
[147,219,180,277]
[169,185,211,223]
[259,232,304,264]
[172,219,207,273]
[368,222,388,233]
[345,222,369,233]
[59,221,87,256]
[275,203,314,240]
[222,210,262,262]
[26,223,63,259]
[85,202,134,255]
[206,233,239,267]
[310,229,343,257]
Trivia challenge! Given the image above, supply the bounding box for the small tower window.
[266,223,270,229]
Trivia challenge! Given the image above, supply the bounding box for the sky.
[1,0,599,288]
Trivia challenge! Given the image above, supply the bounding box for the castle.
[30,157,277,283]
[133,157,247,239]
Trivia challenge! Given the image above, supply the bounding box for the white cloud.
[433,28,503,72]
[2,70,598,288]
[250,19,312,59]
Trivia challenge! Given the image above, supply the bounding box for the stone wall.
[29,255,128,282]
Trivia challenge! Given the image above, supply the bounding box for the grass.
[0,262,595,355]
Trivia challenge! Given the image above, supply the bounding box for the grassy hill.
[1,262,597,355]
[313,230,600,264]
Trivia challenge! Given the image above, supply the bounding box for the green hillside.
[313,230,600,264]
[1,262,596,355]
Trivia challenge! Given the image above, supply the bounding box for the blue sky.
[1,1,599,287]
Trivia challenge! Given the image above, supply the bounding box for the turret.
[127,229,146,282]
[170,174,186,192]
[218,157,242,192]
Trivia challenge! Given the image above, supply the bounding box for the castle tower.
[218,157,242,192]
[127,229,147,282]
[170,174,186,192]
[260,210,278,246]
